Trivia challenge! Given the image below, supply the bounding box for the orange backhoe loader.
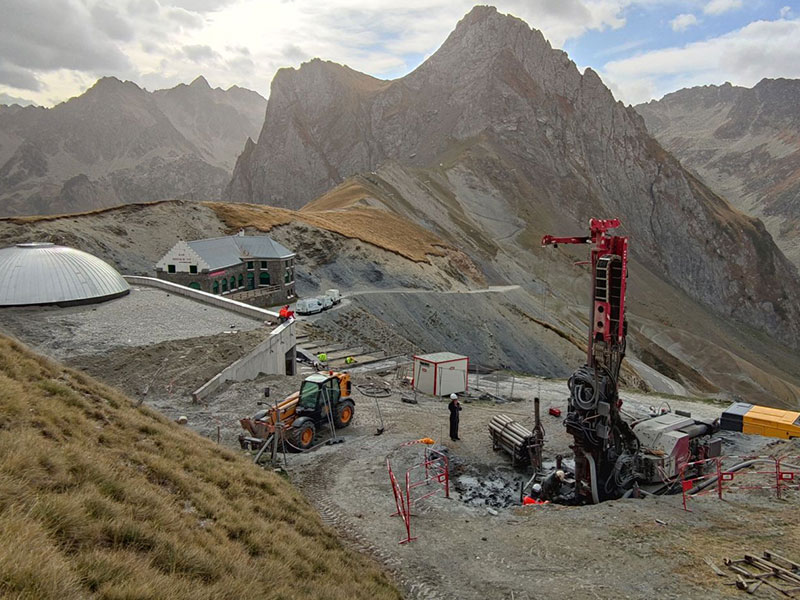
[239,371,354,451]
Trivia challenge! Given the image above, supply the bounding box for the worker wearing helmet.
[541,470,566,501]
[531,483,543,499]
[448,393,462,441]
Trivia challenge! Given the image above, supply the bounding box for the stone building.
[155,233,296,307]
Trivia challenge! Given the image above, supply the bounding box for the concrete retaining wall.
[124,276,279,320]
[192,320,296,403]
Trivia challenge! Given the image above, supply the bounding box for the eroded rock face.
[0,76,265,217]
[226,6,800,349]
[636,78,800,269]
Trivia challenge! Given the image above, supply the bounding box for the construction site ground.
[152,368,800,600]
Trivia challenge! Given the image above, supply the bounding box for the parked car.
[295,298,323,315]
[325,289,341,304]
[320,295,333,310]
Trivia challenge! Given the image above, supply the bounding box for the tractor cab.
[297,373,343,417]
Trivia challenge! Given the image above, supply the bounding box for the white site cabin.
[412,352,469,397]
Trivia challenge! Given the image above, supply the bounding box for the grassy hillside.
[0,334,401,600]
[206,201,449,262]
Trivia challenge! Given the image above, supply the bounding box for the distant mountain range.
[0,76,265,216]
[225,6,800,354]
[636,78,800,269]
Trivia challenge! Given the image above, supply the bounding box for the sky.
[0,0,798,107]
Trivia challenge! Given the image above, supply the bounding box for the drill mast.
[542,219,637,503]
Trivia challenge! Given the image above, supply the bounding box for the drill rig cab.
[239,372,355,451]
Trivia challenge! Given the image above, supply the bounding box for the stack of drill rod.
[488,414,532,468]
[723,551,800,596]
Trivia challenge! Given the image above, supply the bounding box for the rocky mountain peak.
[421,6,560,77]
[83,76,143,99]
[636,77,800,270]
[0,75,265,217]
[189,75,212,90]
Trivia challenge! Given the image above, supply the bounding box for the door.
[414,361,435,395]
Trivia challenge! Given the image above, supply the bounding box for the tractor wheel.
[334,399,355,429]
[290,418,316,451]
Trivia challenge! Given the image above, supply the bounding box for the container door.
[439,360,467,396]
[414,360,435,395]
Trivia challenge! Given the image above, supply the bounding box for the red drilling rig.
[542,218,640,503]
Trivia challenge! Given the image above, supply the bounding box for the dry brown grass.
[0,335,401,600]
[206,201,449,262]
[301,179,375,212]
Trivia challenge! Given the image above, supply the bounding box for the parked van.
[295,297,323,315]
[320,295,333,310]
[325,289,341,304]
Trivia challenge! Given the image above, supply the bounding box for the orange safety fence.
[386,447,450,544]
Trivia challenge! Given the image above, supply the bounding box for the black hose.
[688,459,800,495]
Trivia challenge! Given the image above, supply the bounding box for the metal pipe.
[586,453,601,505]
[688,459,800,494]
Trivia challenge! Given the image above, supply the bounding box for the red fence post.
[442,456,450,499]
[716,457,723,500]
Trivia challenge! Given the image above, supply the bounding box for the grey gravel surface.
[0,285,264,360]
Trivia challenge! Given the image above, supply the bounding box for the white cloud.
[670,13,699,32]
[0,0,633,106]
[780,6,793,18]
[704,0,743,16]
[601,17,800,104]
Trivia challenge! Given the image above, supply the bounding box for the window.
[167,264,176,273]
[230,276,236,290]
[261,260,268,269]
[212,281,219,294]
[247,273,255,290]
[285,268,292,284]
[189,265,197,274]
[247,261,254,270]
[325,379,341,403]
[221,279,228,293]
[189,282,201,290]
[238,274,244,288]
[259,272,270,286]
[299,381,320,409]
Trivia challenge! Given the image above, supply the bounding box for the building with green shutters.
[155,232,296,308]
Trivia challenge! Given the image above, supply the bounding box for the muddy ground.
[144,368,800,600]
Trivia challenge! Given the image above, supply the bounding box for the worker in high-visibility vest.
[317,353,327,363]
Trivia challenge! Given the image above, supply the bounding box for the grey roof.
[0,243,130,306]
[414,352,468,363]
[187,235,293,271]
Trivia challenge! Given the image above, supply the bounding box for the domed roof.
[0,243,130,307]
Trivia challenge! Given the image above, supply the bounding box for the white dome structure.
[0,243,130,307]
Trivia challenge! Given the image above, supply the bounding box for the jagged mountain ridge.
[0,76,266,216]
[226,6,800,352]
[636,78,800,268]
